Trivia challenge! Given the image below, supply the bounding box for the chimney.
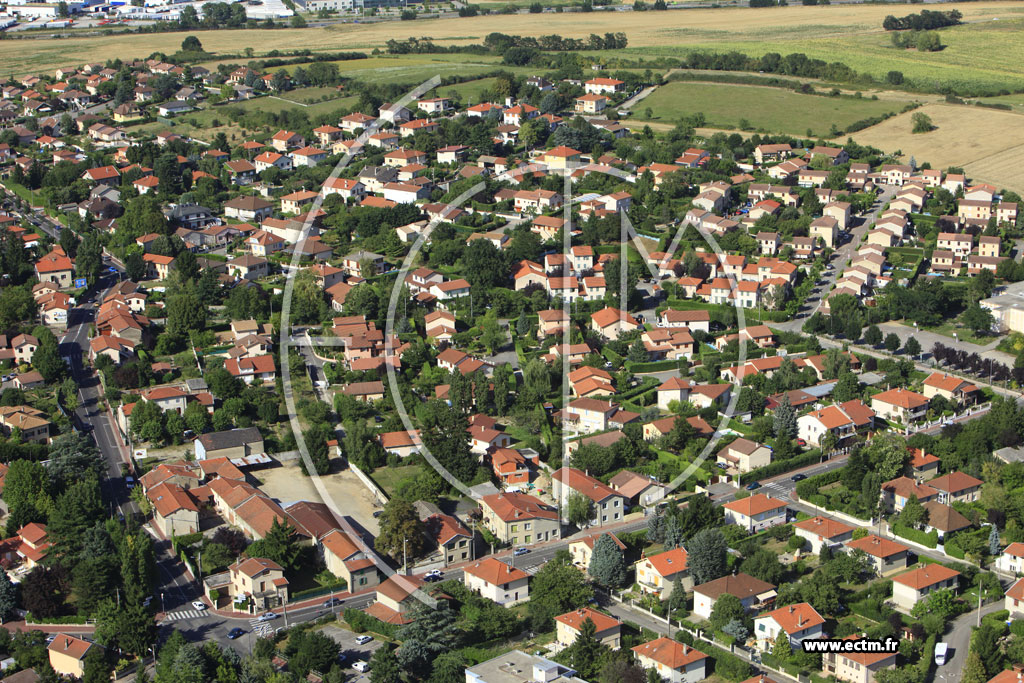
[789,606,795,613]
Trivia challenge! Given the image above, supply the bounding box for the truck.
[934,643,948,666]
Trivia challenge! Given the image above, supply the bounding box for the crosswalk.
[163,609,210,622]
[762,482,789,494]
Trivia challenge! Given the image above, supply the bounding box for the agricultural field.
[1,0,1020,82]
[635,81,900,137]
[845,103,1024,193]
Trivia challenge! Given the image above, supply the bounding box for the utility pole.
[403,537,408,576]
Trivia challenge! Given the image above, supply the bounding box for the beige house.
[365,575,425,625]
[716,438,772,474]
[480,492,560,546]
[871,388,929,424]
[1006,577,1024,617]
[635,547,691,598]
[590,307,640,340]
[928,471,983,505]
[891,564,960,612]
[195,427,264,460]
[228,557,289,610]
[0,405,51,443]
[793,516,855,554]
[632,638,709,683]
[722,494,787,533]
[822,636,898,683]
[48,635,97,678]
[550,467,627,526]
[462,558,530,606]
[321,528,379,593]
[147,482,200,538]
[569,532,626,574]
[555,607,621,649]
[845,535,909,576]
[922,372,978,406]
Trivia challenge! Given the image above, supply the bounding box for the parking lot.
[320,624,382,679]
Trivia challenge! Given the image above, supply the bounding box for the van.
[934,643,948,666]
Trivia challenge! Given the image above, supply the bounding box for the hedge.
[739,449,822,484]
[891,522,939,548]
[794,468,843,499]
[945,539,966,559]
[25,613,90,625]
[625,359,680,373]
[171,532,204,552]
[343,608,398,638]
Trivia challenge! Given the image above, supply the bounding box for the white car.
[353,661,370,673]
[258,612,278,622]
[192,601,207,611]
[355,635,373,645]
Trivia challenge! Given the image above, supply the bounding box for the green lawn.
[265,53,530,87]
[370,464,422,497]
[636,81,899,136]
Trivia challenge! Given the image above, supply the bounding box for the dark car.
[791,473,807,482]
[323,597,343,608]
[227,628,245,640]
[745,482,761,491]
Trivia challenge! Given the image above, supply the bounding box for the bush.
[343,608,398,638]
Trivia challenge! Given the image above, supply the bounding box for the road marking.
[162,609,209,622]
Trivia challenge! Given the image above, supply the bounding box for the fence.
[349,462,389,507]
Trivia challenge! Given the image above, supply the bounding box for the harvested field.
[844,103,1024,193]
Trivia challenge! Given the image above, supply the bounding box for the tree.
[557,617,609,680]
[245,517,300,572]
[904,336,921,358]
[165,285,207,338]
[0,570,17,622]
[370,646,403,683]
[899,494,926,528]
[963,304,995,336]
[376,498,426,562]
[528,556,593,630]
[82,647,112,683]
[989,525,1001,556]
[962,651,988,683]
[772,395,797,439]
[833,371,860,403]
[864,324,883,346]
[598,658,646,683]
[566,492,594,528]
[884,332,901,352]
[589,533,628,588]
[772,631,792,660]
[709,592,744,631]
[125,252,146,282]
[740,548,784,584]
[912,112,934,134]
[181,35,203,51]
[687,527,727,585]
[21,566,64,618]
[627,338,648,364]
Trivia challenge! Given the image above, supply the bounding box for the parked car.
[227,628,245,640]
[192,601,207,611]
[355,635,374,645]
[796,438,807,446]
[353,662,370,673]
[425,570,443,580]
[745,482,761,491]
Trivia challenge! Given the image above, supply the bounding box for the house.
[555,608,621,649]
[716,438,772,474]
[34,248,74,288]
[845,535,910,576]
[48,636,97,678]
[797,400,876,448]
[608,470,666,507]
[563,397,637,435]
[228,557,289,610]
[227,255,271,281]
[921,372,978,407]
[722,494,786,533]
[821,635,898,683]
[659,309,711,333]
[635,547,691,598]
[462,558,529,606]
[584,78,625,94]
[195,427,263,461]
[996,542,1024,575]
[569,532,626,573]
[11,334,39,364]
[254,151,293,172]
[656,377,692,411]
[270,130,304,151]
[575,93,607,114]
[692,573,777,620]
[880,476,939,512]
[891,564,960,612]
[341,380,385,403]
[551,468,627,526]
[871,388,929,424]
[793,516,855,554]
[0,406,50,444]
[424,513,472,566]
[491,448,538,486]
[928,471,983,504]
[225,355,276,384]
[1007,577,1024,617]
[141,386,188,415]
[632,638,708,683]
[590,307,639,340]
[147,482,199,538]
[909,449,941,482]
[480,492,560,546]
[754,602,825,651]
